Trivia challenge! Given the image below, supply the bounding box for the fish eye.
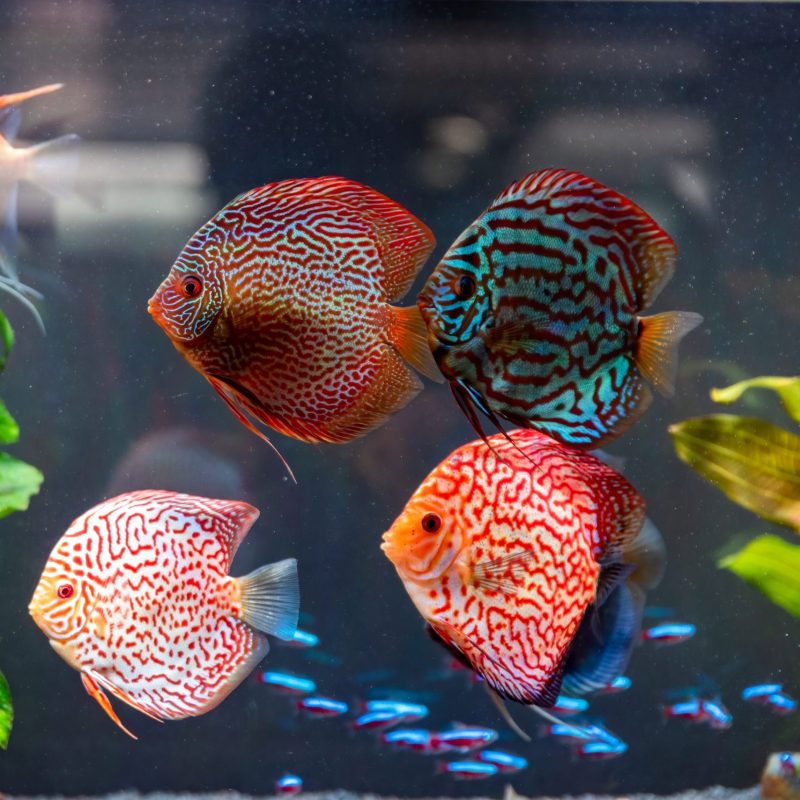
[456,274,476,300]
[57,583,74,600]
[421,513,442,534]
[179,274,203,299]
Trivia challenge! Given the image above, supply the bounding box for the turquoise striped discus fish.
[418,169,703,447]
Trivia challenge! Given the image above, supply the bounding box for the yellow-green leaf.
[711,376,800,423]
[719,535,800,618]
[0,669,11,749]
[670,415,800,530]
[0,400,19,446]
[0,452,43,519]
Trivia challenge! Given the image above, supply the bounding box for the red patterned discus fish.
[28,490,299,738]
[382,429,662,706]
[148,177,442,472]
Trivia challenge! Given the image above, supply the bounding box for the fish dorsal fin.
[250,176,435,303]
[553,450,646,563]
[151,490,260,566]
[305,178,435,302]
[491,169,677,309]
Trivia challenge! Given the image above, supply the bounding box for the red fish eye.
[456,274,476,300]
[179,274,203,298]
[57,583,74,599]
[421,513,442,534]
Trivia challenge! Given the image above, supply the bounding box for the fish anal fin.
[468,549,537,594]
[81,672,138,739]
[492,169,678,308]
[320,345,423,442]
[635,311,704,397]
[385,304,443,383]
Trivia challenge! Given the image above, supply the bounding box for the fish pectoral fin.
[86,669,165,725]
[81,672,138,740]
[481,314,550,354]
[470,548,537,594]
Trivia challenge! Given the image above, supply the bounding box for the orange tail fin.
[635,311,703,397]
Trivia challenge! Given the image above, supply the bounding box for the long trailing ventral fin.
[451,380,543,474]
[484,683,531,742]
[205,374,297,484]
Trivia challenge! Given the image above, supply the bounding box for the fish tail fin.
[238,558,300,641]
[28,133,81,198]
[635,311,703,397]
[385,304,443,383]
[624,517,667,591]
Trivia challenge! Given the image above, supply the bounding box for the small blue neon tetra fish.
[280,629,320,648]
[437,760,498,780]
[576,739,628,760]
[276,774,303,795]
[258,671,317,696]
[365,700,429,722]
[767,692,798,715]
[597,676,632,695]
[552,694,590,716]
[352,709,408,732]
[296,696,348,718]
[701,699,733,730]
[476,750,529,774]
[430,726,499,753]
[641,622,696,646]
[742,683,783,703]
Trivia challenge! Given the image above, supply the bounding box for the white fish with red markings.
[28,490,299,738]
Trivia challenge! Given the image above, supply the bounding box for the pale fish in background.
[0,83,80,328]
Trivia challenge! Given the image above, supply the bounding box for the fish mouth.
[146,290,164,325]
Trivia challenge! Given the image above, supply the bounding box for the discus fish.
[418,169,703,447]
[381,428,664,709]
[28,490,299,738]
[148,177,442,475]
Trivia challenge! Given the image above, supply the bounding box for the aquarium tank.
[1,2,799,798]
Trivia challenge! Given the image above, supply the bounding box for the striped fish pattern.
[382,429,657,706]
[28,491,299,738]
[418,169,703,447]
[148,177,441,474]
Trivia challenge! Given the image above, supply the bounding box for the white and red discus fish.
[29,490,299,738]
[382,429,663,707]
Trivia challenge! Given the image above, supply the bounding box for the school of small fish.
[17,113,791,791]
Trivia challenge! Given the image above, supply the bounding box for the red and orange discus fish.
[29,490,299,738]
[148,177,442,474]
[382,429,663,708]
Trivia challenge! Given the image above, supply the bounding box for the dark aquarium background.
[0,0,799,796]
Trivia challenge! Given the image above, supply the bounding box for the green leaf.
[0,669,12,749]
[0,452,43,519]
[719,535,800,618]
[0,312,13,373]
[670,415,800,531]
[0,400,19,446]
[711,376,800,423]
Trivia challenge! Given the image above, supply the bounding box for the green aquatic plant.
[0,307,44,750]
[719,535,800,619]
[710,375,800,424]
[0,670,11,750]
[670,375,800,617]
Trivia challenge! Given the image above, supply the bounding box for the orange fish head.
[148,255,225,346]
[381,494,465,586]
[29,540,100,651]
